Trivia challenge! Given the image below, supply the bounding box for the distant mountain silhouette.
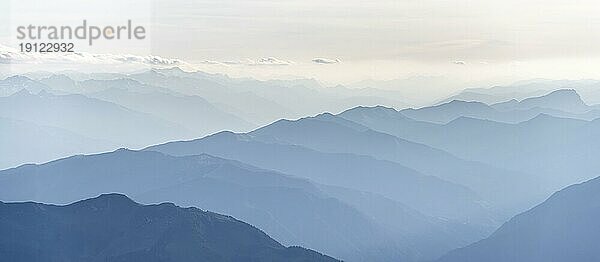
[85,82,256,135]
[128,70,294,125]
[347,76,461,106]
[0,75,49,96]
[248,112,533,222]
[436,90,522,105]
[0,194,338,262]
[346,105,600,188]
[401,100,499,124]
[438,79,600,105]
[437,176,600,262]
[155,68,411,115]
[339,106,556,215]
[0,90,192,148]
[146,130,495,260]
[38,74,80,93]
[491,89,589,113]
[38,75,257,140]
[146,130,486,224]
[0,117,115,169]
[403,89,600,124]
[0,149,412,262]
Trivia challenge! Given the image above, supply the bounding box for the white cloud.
[221,57,293,66]
[0,45,298,74]
[198,60,222,65]
[312,58,341,64]
[0,44,185,67]
[453,60,466,65]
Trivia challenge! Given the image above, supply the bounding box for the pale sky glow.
[2,0,600,86]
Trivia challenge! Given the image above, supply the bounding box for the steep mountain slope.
[0,149,410,262]
[437,176,600,262]
[318,185,490,261]
[0,194,338,262]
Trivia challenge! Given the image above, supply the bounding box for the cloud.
[220,57,293,66]
[312,58,341,64]
[198,60,222,65]
[0,44,296,69]
[255,57,293,66]
[0,44,185,67]
[453,60,466,65]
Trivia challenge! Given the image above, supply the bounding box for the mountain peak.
[444,100,488,107]
[3,75,33,83]
[519,89,588,112]
[45,74,74,82]
[313,112,336,120]
[345,105,398,114]
[521,112,550,122]
[0,193,339,262]
[547,88,578,96]
[69,193,139,210]
[541,89,583,102]
[520,113,586,127]
[93,193,136,202]
[10,88,33,97]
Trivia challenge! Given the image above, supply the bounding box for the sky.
[2,0,600,87]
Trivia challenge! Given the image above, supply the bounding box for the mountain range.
[0,149,472,261]
[402,89,600,124]
[0,89,190,148]
[439,79,600,105]
[146,130,493,227]
[2,68,600,262]
[0,70,419,169]
[339,102,600,190]
[245,112,540,219]
[0,193,338,262]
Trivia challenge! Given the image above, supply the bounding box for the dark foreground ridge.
[0,193,339,262]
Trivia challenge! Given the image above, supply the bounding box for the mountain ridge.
[0,193,339,262]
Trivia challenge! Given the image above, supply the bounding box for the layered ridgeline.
[0,88,191,169]
[0,194,337,262]
[0,70,410,169]
[146,130,495,226]
[0,149,481,262]
[437,176,600,262]
[402,89,600,124]
[0,117,116,169]
[3,70,599,261]
[339,97,600,191]
[0,89,193,146]
[210,113,537,219]
[439,79,600,105]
